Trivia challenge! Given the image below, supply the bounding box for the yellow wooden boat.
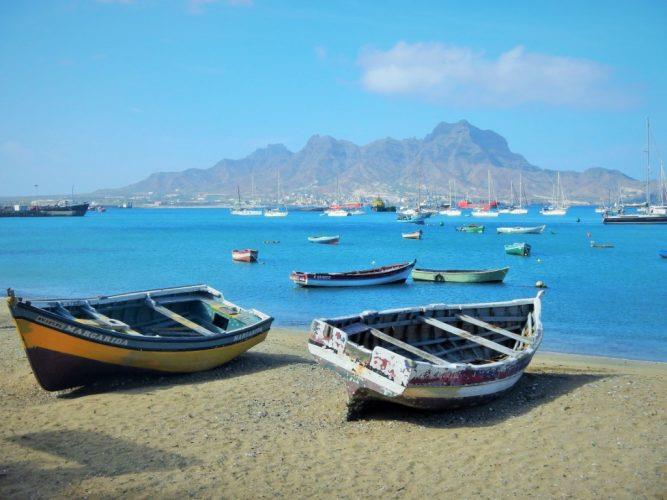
[6,285,273,391]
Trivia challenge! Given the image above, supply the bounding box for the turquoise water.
[1,207,665,361]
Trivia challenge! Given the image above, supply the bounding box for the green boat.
[456,224,485,234]
[504,242,531,256]
[412,266,509,283]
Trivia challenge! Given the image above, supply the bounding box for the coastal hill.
[101,120,642,202]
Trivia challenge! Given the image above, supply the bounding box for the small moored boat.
[497,225,545,235]
[232,248,258,262]
[660,250,667,258]
[308,292,544,418]
[456,224,485,233]
[6,285,273,391]
[505,242,531,256]
[308,235,340,245]
[290,260,416,287]
[402,230,422,240]
[412,266,509,283]
[590,241,614,248]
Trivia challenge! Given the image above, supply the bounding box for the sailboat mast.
[646,117,651,206]
[237,185,241,205]
[519,173,523,208]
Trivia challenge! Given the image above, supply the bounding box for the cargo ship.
[0,202,89,217]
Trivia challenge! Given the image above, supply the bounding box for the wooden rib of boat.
[505,242,531,256]
[232,248,258,262]
[308,235,340,245]
[308,292,544,417]
[290,260,416,288]
[402,230,422,240]
[496,225,546,235]
[6,285,273,391]
[456,224,485,233]
[412,266,509,283]
[590,241,614,248]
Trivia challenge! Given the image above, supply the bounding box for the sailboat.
[439,180,462,216]
[471,170,499,217]
[325,176,350,216]
[264,169,289,217]
[231,185,262,216]
[397,168,430,224]
[604,119,667,223]
[507,174,529,214]
[648,160,667,215]
[540,172,568,216]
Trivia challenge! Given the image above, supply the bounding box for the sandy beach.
[0,301,665,499]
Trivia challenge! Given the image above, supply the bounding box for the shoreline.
[1,304,665,497]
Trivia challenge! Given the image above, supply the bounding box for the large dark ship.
[0,202,89,217]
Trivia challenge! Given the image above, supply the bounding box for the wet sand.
[0,301,665,498]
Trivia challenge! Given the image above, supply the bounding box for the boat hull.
[307,293,543,415]
[412,267,508,283]
[291,261,415,287]
[505,243,531,256]
[603,214,667,224]
[497,225,545,234]
[8,294,272,391]
[308,236,340,244]
[232,249,258,262]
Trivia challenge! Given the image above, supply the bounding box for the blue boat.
[660,250,667,259]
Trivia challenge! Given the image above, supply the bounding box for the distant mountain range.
[98,120,643,202]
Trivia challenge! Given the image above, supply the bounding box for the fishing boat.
[412,266,508,283]
[397,212,427,224]
[456,224,485,233]
[232,248,258,262]
[308,235,340,245]
[504,242,531,256]
[402,230,422,240]
[590,241,614,248]
[307,292,544,417]
[290,260,416,288]
[6,285,273,391]
[540,172,568,216]
[496,225,546,234]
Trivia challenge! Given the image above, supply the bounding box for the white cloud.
[358,42,634,108]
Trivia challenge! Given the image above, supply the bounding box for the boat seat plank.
[420,317,518,357]
[145,297,216,337]
[80,302,143,335]
[363,315,526,331]
[369,328,453,366]
[456,314,533,345]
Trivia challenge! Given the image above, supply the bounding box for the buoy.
[535,280,547,288]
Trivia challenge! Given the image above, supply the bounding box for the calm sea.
[1,207,665,361]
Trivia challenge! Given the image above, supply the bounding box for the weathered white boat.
[496,225,546,234]
[308,292,544,418]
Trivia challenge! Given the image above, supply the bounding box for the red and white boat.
[232,249,258,263]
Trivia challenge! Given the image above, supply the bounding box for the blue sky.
[1,0,666,196]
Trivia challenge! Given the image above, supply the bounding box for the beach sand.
[0,301,665,498]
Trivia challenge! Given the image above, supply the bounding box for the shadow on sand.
[350,371,610,427]
[3,429,197,496]
[57,351,313,398]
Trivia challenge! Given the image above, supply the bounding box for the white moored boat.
[308,292,544,419]
[496,225,546,234]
